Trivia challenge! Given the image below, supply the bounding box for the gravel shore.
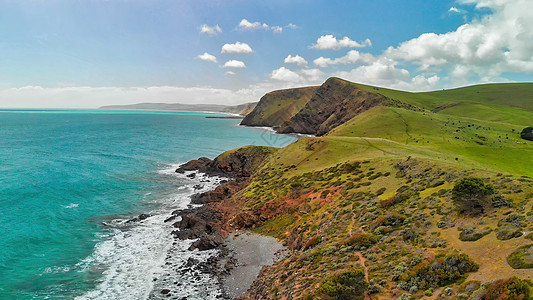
[222,231,285,299]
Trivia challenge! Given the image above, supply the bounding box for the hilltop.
[177,77,533,299]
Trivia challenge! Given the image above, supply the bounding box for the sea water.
[0,109,295,299]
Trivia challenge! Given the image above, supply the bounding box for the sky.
[0,0,532,108]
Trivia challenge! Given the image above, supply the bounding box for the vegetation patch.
[317,269,368,300]
[458,226,492,241]
[397,253,479,291]
[342,233,378,248]
[452,177,495,215]
[507,244,533,269]
[481,276,532,299]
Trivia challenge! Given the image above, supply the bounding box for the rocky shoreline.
[156,146,281,299]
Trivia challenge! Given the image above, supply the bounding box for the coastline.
[141,149,286,299]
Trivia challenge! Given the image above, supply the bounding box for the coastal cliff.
[240,86,317,128]
[172,78,533,299]
[277,77,391,135]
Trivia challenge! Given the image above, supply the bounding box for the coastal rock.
[189,235,224,251]
[125,213,151,224]
[520,127,533,141]
[176,146,277,181]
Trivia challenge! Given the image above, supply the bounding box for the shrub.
[399,253,479,290]
[318,269,368,300]
[343,233,378,248]
[380,193,409,208]
[507,244,533,269]
[482,277,531,299]
[452,177,495,214]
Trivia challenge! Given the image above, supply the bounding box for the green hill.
[187,77,533,299]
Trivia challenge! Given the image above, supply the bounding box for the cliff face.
[278,77,390,135]
[176,145,277,180]
[240,87,318,128]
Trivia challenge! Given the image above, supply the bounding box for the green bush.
[482,277,531,299]
[343,233,378,248]
[399,253,479,290]
[452,177,495,214]
[318,269,368,300]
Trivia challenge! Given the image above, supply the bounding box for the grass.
[329,106,533,177]
[350,81,533,126]
[223,79,533,298]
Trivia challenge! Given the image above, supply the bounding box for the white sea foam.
[75,163,226,300]
[63,203,79,209]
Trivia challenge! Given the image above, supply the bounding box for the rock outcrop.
[240,86,317,128]
[277,77,391,135]
[521,127,533,141]
[176,145,277,180]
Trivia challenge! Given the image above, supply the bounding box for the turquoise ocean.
[0,109,295,299]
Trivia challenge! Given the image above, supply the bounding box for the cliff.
[240,86,317,128]
[277,77,393,135]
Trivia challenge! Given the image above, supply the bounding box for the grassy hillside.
[351,82,533,126]
[241,87,317,127]
[200,78,533,299]
[329,106,533,177]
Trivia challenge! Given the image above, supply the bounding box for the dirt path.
[355,251,370,283]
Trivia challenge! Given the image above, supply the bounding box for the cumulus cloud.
[271,67,325,83]
[334,59,440,91]
[311,35,372,50]
[221,42,253,54]
[284,54,308,66]
[225,71,236,76]
[196,52,217,63]
[287,23,297,29]
[238,19,293,33]
[200,24,222,36]
[271,67,300,82]
[384,0,533,81]
[223,60,246,68]
[313,50,376,67]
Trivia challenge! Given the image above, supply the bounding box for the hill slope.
[179,77,533,299]
[240,86,317,128]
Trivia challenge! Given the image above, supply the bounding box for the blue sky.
[0,0,531,108]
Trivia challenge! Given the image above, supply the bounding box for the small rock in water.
[161,289,171,295]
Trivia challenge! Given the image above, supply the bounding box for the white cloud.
[238,19,295,33]
[384,0,533,81]
[270,67,325,83]
[238,19,284,33]
[311,35,372,50]
[196,52,217,63]
[448,6,465,13]
[200,24,222,36]
[271,26,283,33]
[287,23,297,29]
[223,60,246,68]
[221,42,253,54]
[313,50,376,67]
[225,71,236,76]
[300,68,325,82]
[271,67,300,82]
[284,54,308,66]
[334,59,440,91]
